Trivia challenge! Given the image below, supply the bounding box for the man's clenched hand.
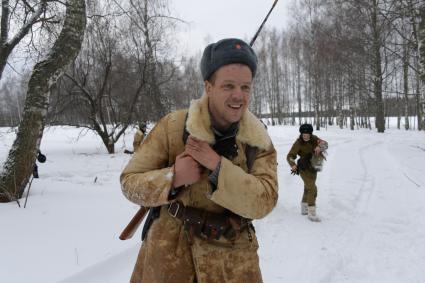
[185,136,221,171]
[173,151,203,187]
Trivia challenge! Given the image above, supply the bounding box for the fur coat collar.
[185,95,271,151]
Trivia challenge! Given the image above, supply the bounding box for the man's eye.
[223,84,234,90]
[241,85,251,92]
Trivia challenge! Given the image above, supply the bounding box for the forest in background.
[0,0,424,202]
[1,0,425,135]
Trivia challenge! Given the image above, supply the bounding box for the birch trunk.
[0,0,86,202]
[371,0,385,133]
[419,3,425,130]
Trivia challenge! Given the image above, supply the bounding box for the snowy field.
[1,122,425,283]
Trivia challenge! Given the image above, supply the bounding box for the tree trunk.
[370,0,385,133]
[297,55,302,125]
[419,3,425,130]
[314,75,320,131]
[0,46,12,80]
[0,0,86,203]
[403,33,410,130]
[416,71,423,130]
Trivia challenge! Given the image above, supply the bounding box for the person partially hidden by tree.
[287,124,328,222]
[32,150,47,179]
[120,38,278,283]
[133,122,147,152]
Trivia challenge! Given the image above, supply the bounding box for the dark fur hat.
[200,38,257,81]
[299,124,313,134]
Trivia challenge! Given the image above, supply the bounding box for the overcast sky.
[171,0,292,56]
[2,0,292,80]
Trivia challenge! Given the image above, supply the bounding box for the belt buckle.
[168,202,180,218]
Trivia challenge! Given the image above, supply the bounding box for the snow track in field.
[260,128,425,283]
[2,126,425,283]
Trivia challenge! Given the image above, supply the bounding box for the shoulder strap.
[182,113,190,144]
[246,118,267,173]
[245,145,258,173]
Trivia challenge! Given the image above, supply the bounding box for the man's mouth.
[228,104,243,109]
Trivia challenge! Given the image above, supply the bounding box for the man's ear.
[204,80,212,96]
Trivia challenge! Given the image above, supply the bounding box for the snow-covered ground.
[1,123,424,283]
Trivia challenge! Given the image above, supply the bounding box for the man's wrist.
[172,165,183,187]
[168,185,184,200]
[207,155,221,171]
[208,159,221,187]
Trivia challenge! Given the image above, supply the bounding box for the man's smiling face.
[205,63,252,130]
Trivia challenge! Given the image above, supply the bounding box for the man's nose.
[231,87,245,99]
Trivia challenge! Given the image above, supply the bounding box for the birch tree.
[49,0,178,154]
[419,3,425,130]
[0,0,61,80]
[0,0,86,203]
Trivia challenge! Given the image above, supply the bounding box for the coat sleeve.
[132,131,144,152]
[120,115,174,207]
[286,141,299,167]
[317,137,328,151]
[209,146,278,219]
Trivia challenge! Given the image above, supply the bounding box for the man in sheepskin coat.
[120,38,278,283]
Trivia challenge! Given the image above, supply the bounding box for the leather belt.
[166,201,252,243]
[168,201,184,219]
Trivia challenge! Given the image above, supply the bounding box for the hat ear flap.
[200,44,213,81]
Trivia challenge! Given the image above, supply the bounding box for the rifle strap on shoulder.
[245,145,258,173]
